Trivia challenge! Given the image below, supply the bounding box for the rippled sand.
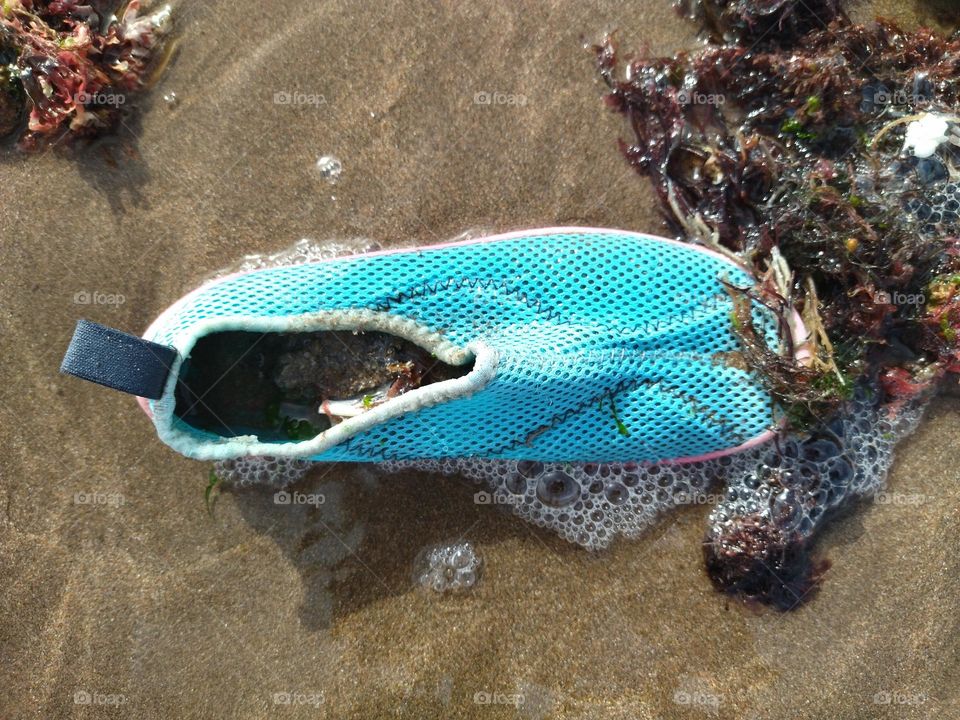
[1,1,958,718]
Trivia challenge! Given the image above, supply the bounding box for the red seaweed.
[596,0,960,609]
[0,0,172,149]
[594,8,960,428]
[676,0,846,46]
[703,511,830,610]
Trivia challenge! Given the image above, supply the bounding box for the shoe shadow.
[227,464,578,630]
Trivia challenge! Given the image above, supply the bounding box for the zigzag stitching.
[370,277,742,339]
[373,277,560,321]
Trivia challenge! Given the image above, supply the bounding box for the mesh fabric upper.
[147,231,781,462]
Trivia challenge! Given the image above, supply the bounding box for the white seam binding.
[150,310,498,461]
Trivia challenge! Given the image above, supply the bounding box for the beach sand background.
[1,1,958,718]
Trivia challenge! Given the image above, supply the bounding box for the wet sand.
[1,1,958,718]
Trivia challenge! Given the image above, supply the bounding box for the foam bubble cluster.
[385,385,927,552]
[207,231,495,282]
[209,237,381,279]
[707,387,926,546]
[415,542,482,593]
[213,456,312,488]
[702,387,928,605]
[905,181,960,237]
[871,114,960,238]
[388,456,721,551]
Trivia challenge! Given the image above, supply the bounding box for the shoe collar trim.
[150,309,496,460]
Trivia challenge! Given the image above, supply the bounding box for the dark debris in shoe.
[175,330,471,442]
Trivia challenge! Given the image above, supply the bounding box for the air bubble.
[315,155,343,182]
[415,542,482,594]
[536,471,580,507]
[505,474,527,495]
[801,438,840,462]
[828,460,854,484]
[603,482,628,505]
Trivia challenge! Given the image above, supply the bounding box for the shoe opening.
[173,330,474,441]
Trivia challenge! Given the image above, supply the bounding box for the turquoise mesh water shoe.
[61,227,795,463]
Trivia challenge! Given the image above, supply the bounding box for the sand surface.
[1,1,958,718]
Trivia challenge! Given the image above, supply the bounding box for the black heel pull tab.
[60,319,178,400]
